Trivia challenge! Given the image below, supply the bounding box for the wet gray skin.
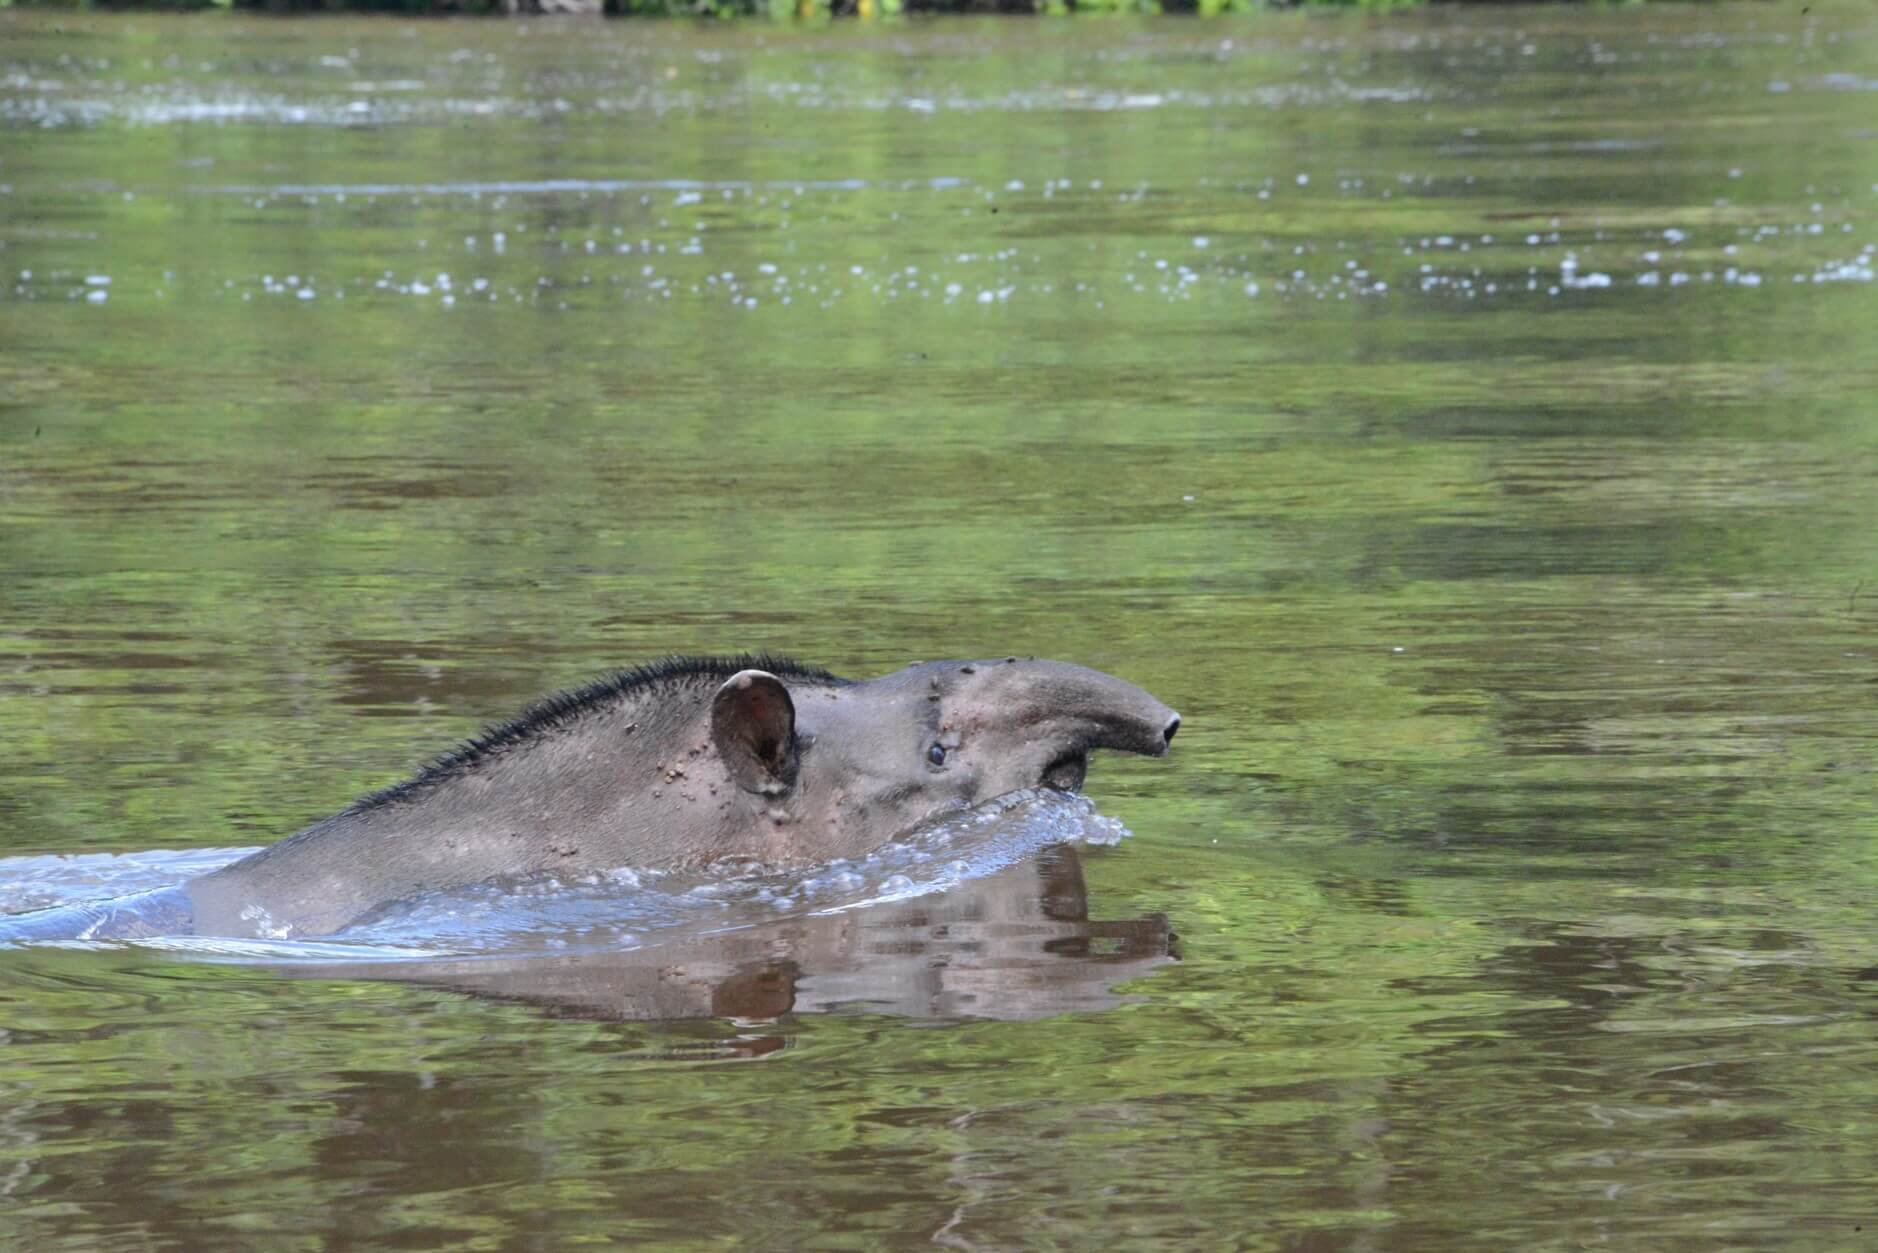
[184,655,1180,939]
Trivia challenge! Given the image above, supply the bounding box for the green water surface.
[3,6,1877,1248]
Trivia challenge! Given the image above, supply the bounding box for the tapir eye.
[927,742,948,767]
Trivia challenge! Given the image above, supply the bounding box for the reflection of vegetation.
[3,8,1878,1247]
[4,0,1580,14]
[0,5,1873,855]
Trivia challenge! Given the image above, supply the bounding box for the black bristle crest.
[347,653,844,813]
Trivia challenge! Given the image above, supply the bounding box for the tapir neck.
[186,688,774,938]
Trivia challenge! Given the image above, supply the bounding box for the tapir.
[4,655,1179,941]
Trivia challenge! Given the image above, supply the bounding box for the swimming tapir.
[7,655,1178,941]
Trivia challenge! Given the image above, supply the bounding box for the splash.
[0,845,256,915]
[0,789,1132,963]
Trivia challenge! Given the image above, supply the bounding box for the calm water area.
[2,3,1877,1247]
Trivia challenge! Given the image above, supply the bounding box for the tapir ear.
[711,670,799,795]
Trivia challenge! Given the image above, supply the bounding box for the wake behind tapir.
[4,654,1179,941]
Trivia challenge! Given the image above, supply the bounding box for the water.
[0,787,1135,956]
[3,5,1877,1246]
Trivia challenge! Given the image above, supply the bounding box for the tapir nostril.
[1163,714,1181,747]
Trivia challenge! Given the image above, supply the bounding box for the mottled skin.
[184,655,1179,939]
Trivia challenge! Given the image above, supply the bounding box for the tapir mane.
[348,653,849,815]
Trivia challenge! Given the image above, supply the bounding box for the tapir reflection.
[286,844,1175,1027]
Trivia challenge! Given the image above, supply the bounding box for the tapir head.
[707,658,1179,855]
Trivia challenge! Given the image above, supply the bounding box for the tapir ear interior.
[711,670,799,795]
